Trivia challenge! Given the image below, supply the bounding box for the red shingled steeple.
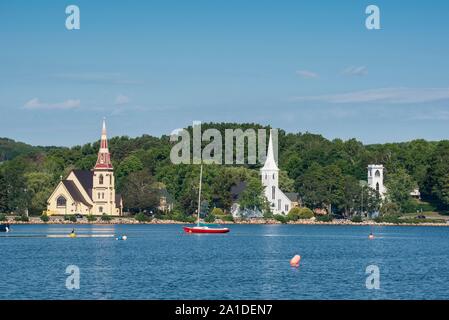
[94,119,113,170]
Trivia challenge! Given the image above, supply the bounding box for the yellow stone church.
[46,120,123,216]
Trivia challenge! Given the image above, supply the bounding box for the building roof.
[159,188,174,203]
[285,192,299,202]
[72,170,93,198]
[62,180,92,207]
[261,129,279,171]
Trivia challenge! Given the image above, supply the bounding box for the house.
[229,181,263,218]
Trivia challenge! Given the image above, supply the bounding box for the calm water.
[0,224,448,300]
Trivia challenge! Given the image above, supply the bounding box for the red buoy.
[290,255,301,267]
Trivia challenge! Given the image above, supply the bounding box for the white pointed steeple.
[261,129,279,171]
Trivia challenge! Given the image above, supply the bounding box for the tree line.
[1,123,448,217]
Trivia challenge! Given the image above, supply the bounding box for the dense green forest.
[1,123,449,217]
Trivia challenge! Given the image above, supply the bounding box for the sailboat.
[182,164,230,234]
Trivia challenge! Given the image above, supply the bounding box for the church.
[46,120,123,216]
[260,130,297,215]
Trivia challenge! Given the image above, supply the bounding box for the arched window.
[375,170,380,177]
[99,206,103,213]
[272,186,276,200]
[376,182,379,192]
[278,199,281,211]
[99,174,104,185]
[272,173,275,179]
[265,174,267,180]
[57,196,67,207]
[109,175,112,184]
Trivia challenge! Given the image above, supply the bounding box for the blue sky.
[1,0,449,146]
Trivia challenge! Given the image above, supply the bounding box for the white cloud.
[342,66,367,76]
[114,94,130,105]
[23,98,81,110]
[293,87,449,104]
[296,70,319,79]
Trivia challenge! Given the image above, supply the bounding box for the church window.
[375,170,380,177]
[265,174,267,180]
[98,192,100,199]
[278,199,281,211]
[102,193,105,199]
[99,174,104,185]
[271,186,275,200]
[272,173,275,179]
[99,206,103,213]
[285,205,289,212]
[376,182,379,192]
[109,175,112,184]
[57,196,66,207]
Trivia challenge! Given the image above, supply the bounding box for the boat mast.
[197,164,203,226]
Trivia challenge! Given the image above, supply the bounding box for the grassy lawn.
[401,211,449,221]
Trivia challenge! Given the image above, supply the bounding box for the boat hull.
[183,226,230,234]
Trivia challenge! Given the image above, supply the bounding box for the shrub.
[172,211,194,223]
[86,214,97,222]
[263,211,274,219]
[375,215,401,224]
[14,215,29,222]
[69,215,77,222]
[0,213,7,221]
[204,213,216,223]
[211,208,224,216]
[298,208,314,219]
[101,214,111,221]
[351,215,363,223]
[287,207,301,221]
[218,214,234,222]
[40,214,49,222]
[134,212,149,222]
[316,214,333,222]
[274,214,288,223]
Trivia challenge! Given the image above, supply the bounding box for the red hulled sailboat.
[182,165,230,234]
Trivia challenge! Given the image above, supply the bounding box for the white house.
[260,130,293,215]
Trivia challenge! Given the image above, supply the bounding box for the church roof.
[62,180,92,207]
[261,129,279,171]
[72,170,93,198]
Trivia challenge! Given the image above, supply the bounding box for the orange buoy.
[290,255,301,267]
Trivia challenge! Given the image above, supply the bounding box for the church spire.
[261,129,279,171]
[94,119,113,170]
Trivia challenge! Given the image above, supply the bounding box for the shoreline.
[3,217,449,227]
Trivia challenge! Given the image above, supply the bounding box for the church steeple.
[94,119,113,170]
[261,129,279,171]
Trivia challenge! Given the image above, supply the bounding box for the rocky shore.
[3,216,449,227]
